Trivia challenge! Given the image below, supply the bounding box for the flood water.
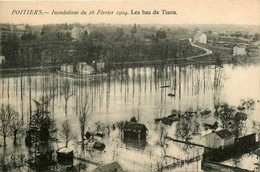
[0,62,259,171]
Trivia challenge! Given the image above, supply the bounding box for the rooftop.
[123,122,148,131]
[93,162,124,172]
[56,147,73,154]
[215,129,234,139]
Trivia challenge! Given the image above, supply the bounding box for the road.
[189,42,213,60]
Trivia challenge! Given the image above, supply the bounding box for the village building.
[204,129,235,149]
[0,55,5,64]
[203,118,218,130]
[233,45,246,55]
[60,64,74,73]
[96,62,105,72]
[71,26,83,40]
[211,32,220,40]
[56,147,73,165]
[93,162,124,172]
[122,122,148,141]
[85,130,104,140]
[77,62,94,74]
[194,32,207,44]
[70,26,90,40]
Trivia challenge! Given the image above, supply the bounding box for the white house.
[194,32,207,44]
[61,64,74,73]
[204,129,235,149]
[0,56,5,64]
[233,45,246,55]
[96,62,105,72]
[77,62,94,74]
[71,26,83,40]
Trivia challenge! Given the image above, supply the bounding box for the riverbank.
[0,65,59,74]
[1,45,259,73]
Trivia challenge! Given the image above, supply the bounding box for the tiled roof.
[216,129,233,139]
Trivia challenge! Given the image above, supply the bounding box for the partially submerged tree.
[217,104,236,128]
[78,97,92,149]
[61,79,73,117]
[175,114,199,141]
[10,110,23,145]
[115,120,126,137]
[60,120,75,148]
[216,103,248,137]
[0,105,17,147]
[95,121,107,134]
[156,122,168,158]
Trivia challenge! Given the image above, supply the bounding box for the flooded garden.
[0,62,259,171]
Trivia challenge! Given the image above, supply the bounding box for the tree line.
[0,23,201,68]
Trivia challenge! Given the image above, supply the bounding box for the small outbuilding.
[204,129,235,149]
[204,118,218,130]
[93,162,124,172]
[56,147,74,165]
[122,122,148,141]
[85,131,104,140]
[233,45,246,55]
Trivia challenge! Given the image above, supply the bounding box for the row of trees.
[0,105,23,146]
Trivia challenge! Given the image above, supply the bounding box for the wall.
[202,160,253,172]
[205,133,222,149]
[223,136,235,147]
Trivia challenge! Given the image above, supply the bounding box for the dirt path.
[189,42,213,60]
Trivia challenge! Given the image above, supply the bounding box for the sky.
[0,0,259,26]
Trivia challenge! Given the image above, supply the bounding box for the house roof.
[56,147,73,154]
[204,117,217,126]
[215,129,233,139]
[194,32,206,38]
[93,162,124,172]
[123,122,148,131]
[234,45,246,48]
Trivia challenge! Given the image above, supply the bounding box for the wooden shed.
[56,147,73,165]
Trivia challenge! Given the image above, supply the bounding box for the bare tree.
[0,105,16,147]
[61,79,73,117]
[95,121,107,134]
[60,120,75,148]
[156,122,168,158]
[10,110,23,145]
[175,114,199,141]
[78,97,92,149]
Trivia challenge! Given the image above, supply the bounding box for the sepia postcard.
[0,0,259,171]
